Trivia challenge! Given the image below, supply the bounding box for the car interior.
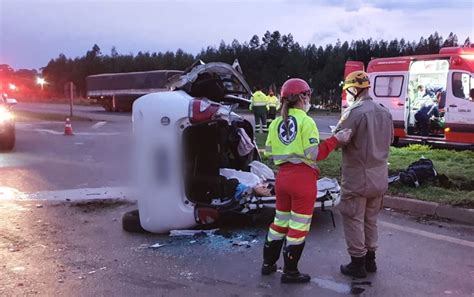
[181,68,259,207]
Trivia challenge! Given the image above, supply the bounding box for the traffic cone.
[64,117,74,136]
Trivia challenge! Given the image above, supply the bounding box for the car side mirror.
[6,98,17,105]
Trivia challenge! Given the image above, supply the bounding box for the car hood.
[167,61,252,105]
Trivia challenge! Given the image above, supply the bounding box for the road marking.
[311,277,351,294]
[29,187,133,201]
[380,220,474,248]
[34,128,63,135]
[16,121,61,129]
[34,128,122,136]
[91,121,107,129]
[0,186,133,202]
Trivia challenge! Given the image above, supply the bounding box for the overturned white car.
[124,61,340,234]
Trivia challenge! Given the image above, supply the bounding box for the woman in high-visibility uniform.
[261,78,351,283]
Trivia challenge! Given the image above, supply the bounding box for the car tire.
[122,209,147,233]
[0,129,15,152]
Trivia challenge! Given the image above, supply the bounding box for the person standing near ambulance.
[335,71,394,278]
[262,78,351,283]
[266,90,280,125]
[250,86,269,133]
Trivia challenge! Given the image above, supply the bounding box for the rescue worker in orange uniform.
[262,78,352,283]
[335,71,394,278]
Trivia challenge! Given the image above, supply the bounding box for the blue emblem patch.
[278,116,298,145]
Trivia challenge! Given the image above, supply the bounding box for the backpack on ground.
[399,158,438,187]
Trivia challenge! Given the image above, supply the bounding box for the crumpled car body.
[132,61,340,233]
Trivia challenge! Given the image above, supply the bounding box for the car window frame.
[451,71,472,100]
[374,75,404,98]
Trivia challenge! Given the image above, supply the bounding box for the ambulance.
[342,47,474,147]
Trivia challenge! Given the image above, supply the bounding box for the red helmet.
[281,78,311,99]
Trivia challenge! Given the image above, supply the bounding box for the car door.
[445,71,474,143]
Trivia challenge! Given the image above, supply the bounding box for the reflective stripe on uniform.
[265,146,272,153]
[289,211,312,232]
[270,154,319,170]
[253,102,267,106]
[268,227,286,241]
[272,153,306,161]
[274,210,290,227]
[286,236,306,245]
[291,211,312,224]
[304,146,319,161]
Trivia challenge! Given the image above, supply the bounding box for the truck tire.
[100,98,114,112]
[0,128,15,152]
[122,209,147,233]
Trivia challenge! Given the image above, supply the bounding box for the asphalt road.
[1,200,473,297]
[15,102,338,133]
[1,119,131,194]
[1,103,472,296]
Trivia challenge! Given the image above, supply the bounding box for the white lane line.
[34,128,122,136]
[16,121,61,129]
[28,187,133,201]
[0,186,134,202]
[380,220,474,249]
[91,121,107,129]
[34,128,63,135]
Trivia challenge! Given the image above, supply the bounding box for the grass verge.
[256,134,474,208]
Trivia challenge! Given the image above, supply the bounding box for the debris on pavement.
[149,243,166,249]
[231,240,250,248]
[136,244,150,250]
[134,228,264,256]
[179,271,194,280]
[169,228,219,237]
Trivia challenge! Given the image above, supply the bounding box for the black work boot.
[365,251,377,273]
[281,243,311,283]
[340,256,367,278]
[261,239,284,275]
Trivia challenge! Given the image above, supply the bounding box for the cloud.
[0,0,472,69]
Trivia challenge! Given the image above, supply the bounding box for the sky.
[1,0,473,70]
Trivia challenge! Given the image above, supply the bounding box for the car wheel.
[122,209,147,233]
[0,129,15,151]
